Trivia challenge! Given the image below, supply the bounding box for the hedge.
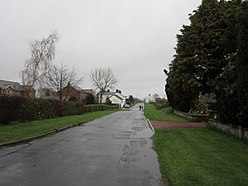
[0,96,118,124]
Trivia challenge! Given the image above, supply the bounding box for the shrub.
[68,96,78,102]
[64,101,84,116]
[18,98,56,122]
[153,98,169,110]
[84,94,95,105]
[0,96,23,124]
[0,96,118,124]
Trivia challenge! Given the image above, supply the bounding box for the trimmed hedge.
[0,96,118,124]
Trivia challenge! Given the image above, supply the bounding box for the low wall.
[173,110,248,141]
[173,110,209,122]
[208,119,248,141]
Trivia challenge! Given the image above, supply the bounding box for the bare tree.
[22,31,59,89]
[46,63,83,100]
[90,67,118,103]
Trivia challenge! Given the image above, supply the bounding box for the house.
[59,85,95,101]
[39,88,59,100]
[98,89,126,108]
[0,80,36,98]
[144,94,160,103]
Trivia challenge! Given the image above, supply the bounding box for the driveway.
[151,120,207,129]
[0,105,164,186]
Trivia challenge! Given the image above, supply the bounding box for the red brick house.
[60,85,94,101]
[0,80,36,98]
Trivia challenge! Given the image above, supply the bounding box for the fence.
[208,119,248,141]
[173,109,248,140]
[173,110,209,122]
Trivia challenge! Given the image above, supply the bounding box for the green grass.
[144,104,188,121]
[154,128,248,186]
[0,110,116,145]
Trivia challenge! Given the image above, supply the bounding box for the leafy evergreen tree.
[214,0,241,124]
[166,0,241,113]
[236,1,248,126]
[215,54,240,124]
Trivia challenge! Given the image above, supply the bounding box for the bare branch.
[90,67,118,102]
[22,30,59,89]
[45,63,83,100]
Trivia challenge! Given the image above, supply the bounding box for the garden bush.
[0,96,117,124]
[153,98,169,110]
[64,101,84,116]
[0,96,24,123]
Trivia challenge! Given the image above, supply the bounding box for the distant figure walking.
[139,105,142,111]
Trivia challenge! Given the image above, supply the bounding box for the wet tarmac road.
[0,105,164,186]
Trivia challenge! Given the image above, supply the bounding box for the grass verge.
[0,110,116,145]
[154,128,248,186]
[144,104,188,121]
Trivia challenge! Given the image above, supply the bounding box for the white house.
[98,90,126,108]
[144,94,160,103]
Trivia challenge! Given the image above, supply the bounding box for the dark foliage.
[126,95,134,105]
[165,0,248,126]
[84,94,95,105]
[236,1,248,126]
[105,97,112,105]
[0,96,117,124]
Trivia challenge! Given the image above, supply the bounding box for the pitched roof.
[73,86,83,91]
[110,94,124,100]
[63,85,94,94]
[99,91,125,100]
[100,91,116,96]
[0,80,24,91]
[81,88,93,92]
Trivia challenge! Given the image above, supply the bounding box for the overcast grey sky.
[0,0,201,99]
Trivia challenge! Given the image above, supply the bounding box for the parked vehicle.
[124,104,130,108]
